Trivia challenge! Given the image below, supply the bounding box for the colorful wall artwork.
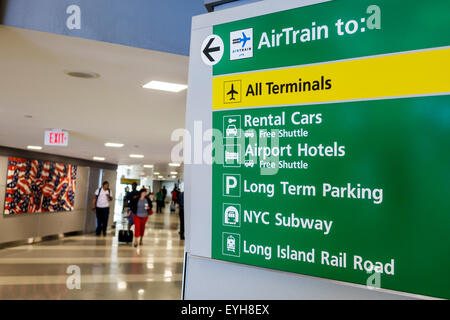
[4,157,77,214]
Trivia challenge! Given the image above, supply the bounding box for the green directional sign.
[210,0,450,299]
[213,0,450,76]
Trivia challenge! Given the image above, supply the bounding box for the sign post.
[209,0,450,299]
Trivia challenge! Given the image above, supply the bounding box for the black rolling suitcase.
[118,221,133,244]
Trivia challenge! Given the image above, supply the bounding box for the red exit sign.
[44,130,69,146]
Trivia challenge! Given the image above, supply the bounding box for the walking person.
[126,183,139,206]
[178,190,185,240]
[123,186,130,209]
[91,181,113,236]
[147,189,154,202]
[125,182,139,231]
[162,186,167,207]
[170,187,177,212]
[128,189,153,247]
[156,189,163,213]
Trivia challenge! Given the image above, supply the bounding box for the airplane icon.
[239,32,251,48]
[227,84,239,101]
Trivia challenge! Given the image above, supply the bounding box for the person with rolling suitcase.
[128,188,153,247]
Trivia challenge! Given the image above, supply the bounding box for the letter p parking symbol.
[226,176,237,193]
[223,174,241,197]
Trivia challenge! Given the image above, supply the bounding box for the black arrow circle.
[203,37,221,62]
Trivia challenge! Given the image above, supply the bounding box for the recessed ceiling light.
[142,80,187,93]
[171,176,177,179]
[158,176,163,178]
[27,145,42,150]
[143,165,154,168]
[65,71,100,79]
[153,172,160,175]
[170,171,178,175]
[93,157,105,161]
[105,142,124,148]
[169,163,181,167]
[129,154,144,158]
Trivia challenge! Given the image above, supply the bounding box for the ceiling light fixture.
[65,71,100,79]
[153,172,160,175]
[168,163,181,167]
[143,165,154,168]
[171,176,177,179]
[105,142,124,148]
[93,157,105,161]
[170,171,178,175]
[27,145,42,150]
[142,80,187,93]
[129,154,144,158]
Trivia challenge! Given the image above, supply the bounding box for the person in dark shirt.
[178,191,184,240]
[125,183,140,231]
[123,186,130,208]
[162,186,167,207]
[156,189,164,213]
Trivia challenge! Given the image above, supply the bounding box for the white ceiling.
[0,26,188,177]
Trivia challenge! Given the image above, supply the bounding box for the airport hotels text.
[245,141,346,160]
[242,180,383,204]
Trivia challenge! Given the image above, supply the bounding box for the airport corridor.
[0,207,185,299]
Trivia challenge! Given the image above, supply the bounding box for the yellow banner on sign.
[212,48,450,110]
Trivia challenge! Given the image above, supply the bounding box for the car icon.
[244,159,255,167]
[226,124,238,137]
[244,130,255,138]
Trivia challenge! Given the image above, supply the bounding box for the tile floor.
[0,206,185,299]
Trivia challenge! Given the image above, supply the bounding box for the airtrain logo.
[230,28,253,60]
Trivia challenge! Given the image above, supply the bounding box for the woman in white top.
[91,181,113,236]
